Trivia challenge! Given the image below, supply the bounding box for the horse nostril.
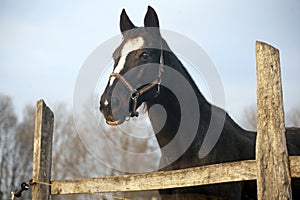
[111,97,120,108]
[99,105,103,113]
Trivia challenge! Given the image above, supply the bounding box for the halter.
[110,44,164,117]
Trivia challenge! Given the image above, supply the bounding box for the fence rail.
[31,41,300,199]
[50,157,300,195]
[52,160,256,195]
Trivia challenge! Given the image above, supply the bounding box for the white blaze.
[104,99,109,106]
[109,37,144,86]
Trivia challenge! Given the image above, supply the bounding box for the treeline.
[0,94,104,199]
[0,94,158,199]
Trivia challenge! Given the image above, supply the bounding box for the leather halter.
[109,45,164,117]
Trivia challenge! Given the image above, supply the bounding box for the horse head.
[100,6,166,125]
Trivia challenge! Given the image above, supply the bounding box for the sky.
[0,0,299,127]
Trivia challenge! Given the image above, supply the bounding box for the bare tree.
[0,94,18,200]
[287,107,300,127]
[242,104,257,131]
[51,103,105,180]
[51,104,115,200]
[11,105,36,200]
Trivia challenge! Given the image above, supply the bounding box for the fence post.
[256,41,292,199]
[32,100,54,200]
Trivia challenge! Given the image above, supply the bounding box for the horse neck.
[147,50,212,153]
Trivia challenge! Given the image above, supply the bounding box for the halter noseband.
[110,45,164,117]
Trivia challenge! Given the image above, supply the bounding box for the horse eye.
[140,52,150,61]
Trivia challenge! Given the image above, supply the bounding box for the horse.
[99,6,300,199]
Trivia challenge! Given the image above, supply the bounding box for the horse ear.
[144,6,159,28]
[120,9,136,33]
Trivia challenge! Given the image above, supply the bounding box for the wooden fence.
[31,41,300,200]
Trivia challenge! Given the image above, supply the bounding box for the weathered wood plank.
[256,41,292,200]
[290,156,300,178]
[51,160,257,195]
[32,100,54,200]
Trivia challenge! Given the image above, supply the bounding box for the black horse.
[100,6,300,199]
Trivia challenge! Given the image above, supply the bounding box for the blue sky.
[0,0,299,126]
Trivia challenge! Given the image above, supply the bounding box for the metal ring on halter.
[130,90,139,101]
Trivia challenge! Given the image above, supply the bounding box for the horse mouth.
[106,117,126,126]
[106,120,119,126]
